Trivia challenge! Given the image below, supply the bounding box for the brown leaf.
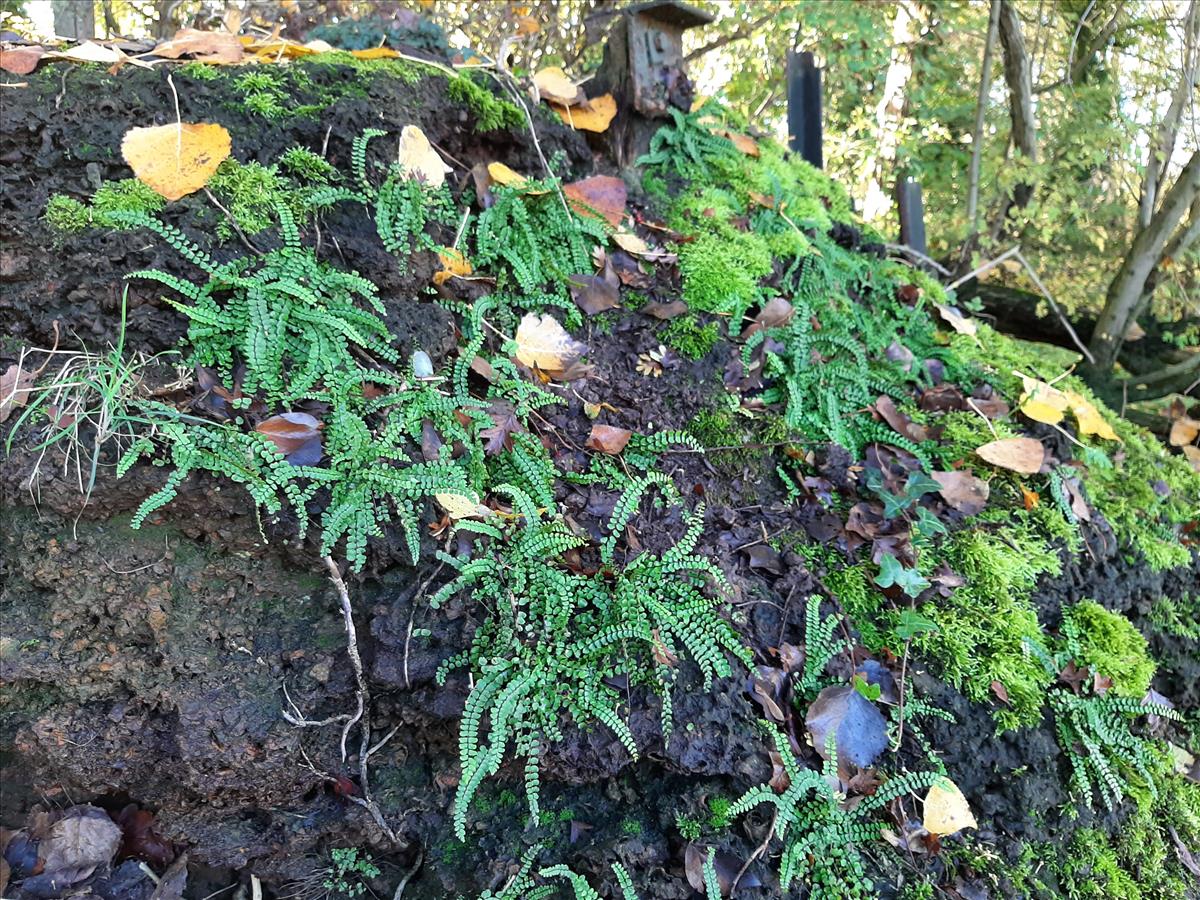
[931,470,990,515]
[873,395,934,443]
[1169,415,1200,447]
[1182,444,1200,473]
[990,680,1010,704]
[684,844,751,897]
[151,28,243,63]
[115,805,173,868]
[480,401,522,455]
[970,397,1010,419]
[975,437,1045,475]
[0,45,45,75]
[640,299,688,319]
[743,297,794,337]
[568,273,619,316]
[650,628,679,667]
[514,313,587,379]
[122,123,231,201]
[1022,487,1040,510]
[40,806,121,881]
[918,384,967,412]
[149,852,188,900]
[0,361,35,424]
[1058,661,1089,694]
[744,544,783,574]
[564,175,626,227]
[256,412,323,465]
[585,423,632,455]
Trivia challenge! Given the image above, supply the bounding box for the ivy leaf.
[894,608,939,641]
[874,553,930,598]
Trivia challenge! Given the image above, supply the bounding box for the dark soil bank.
[2,60,1197,900]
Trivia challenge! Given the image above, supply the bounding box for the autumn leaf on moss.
[151,28,244,63]
[1063,391,1120,441]
[975,436,1045,475]
[398,125,452,188]
[564,175,626,227]
[122,123,231,201]
[1017,372,1069,425]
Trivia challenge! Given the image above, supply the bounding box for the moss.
[826,564,884,650]
[912,524,1060,730]
[177,60,222,81]
[1060,829,1142,899]
[706,795,732,829]
[661,314,719,360]
[1062,600,1155,697]
[278,146,337,183]
[207,159,306,239]
[1148,592,1200,639]
[1114,770,1200,898]
[303,51,424,84]
[44,179,165,234]
[446,72,523,132]
[678,230,772,324]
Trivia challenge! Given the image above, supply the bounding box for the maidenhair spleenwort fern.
[434,481,750,840]
[729,728,944,897]
[469,847,640,900]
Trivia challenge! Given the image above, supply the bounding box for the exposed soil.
[1,59,1196,900]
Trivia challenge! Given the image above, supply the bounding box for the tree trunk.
[1087,150,1200,378]
[998,0,1036,207]
[52,0,95,39]
[861,1,918,222]
[966,0,1002,236]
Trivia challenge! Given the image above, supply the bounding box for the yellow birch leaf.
[487,162,528,187]
[433,248,472,286]
[350,46,400,59]
[397,124,452,188]
[533,65,585,106]
[975,436,1045,475]
[923,779,977,836]
[934,303,978,337]
[436,492,491,520]
[121,123,231,201]
[1064,391,1120,442]
[552,94,617,133]
[1017,372,1069,426]
[515,313,587,377]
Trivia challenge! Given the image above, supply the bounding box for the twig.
[892,637,912,751]
[883,242,952,276]
[391,846,424,900]
[731,808,776,897]
[280,680,352,728]
[946,244,1020,290]
[323,556,367,762]
[203,188,262,255]
[100,535,171,574]
[1012,249,1096,364]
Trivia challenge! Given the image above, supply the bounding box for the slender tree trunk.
[861,1,918,222]
[966,0,1002,236]
[998,0,1037,207]
[1088,150,1200,377]
[1137,0,1198,229]
[52,0,95,39]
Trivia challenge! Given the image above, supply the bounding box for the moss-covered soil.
[1,57,1198,900]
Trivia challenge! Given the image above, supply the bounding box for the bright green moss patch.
[44,179,165,234]
[446,73,523,132]
[661,314,720,360]
[1062,600,1155,697]
[912,524,1060,730]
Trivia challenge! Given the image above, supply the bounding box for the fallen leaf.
[1017,373,1069,426]
[514,313,587,378]
[872,395,934,443]
[744,544,783,574]
[1183,444,1200,473]
[533,65,585,106]
[256,412,323,465]
[612,230,650,255]
[1063,391,1121,441]
[0,361,35,423]
[923,779,977,836]
[436,492,490,520]
[115,805,173,868]
[433,248,472,286]
[568,273,620,315]
[1169,416,1200,447]
[0,45,45,75]
[743,297,794,337]
[1123,320,1146,341]
[552,94,617,133]
[714,127,759,156]
[479,401,522,455]
[151,28,243,63]
[934,304,978,337]
[805,685,889,769]
[585,423,632,455]
[931,470,989,515]
[40,806,121,883]
[684,844,754,897]
[398,124,452,188]
[348,46,400,60]
[122,123,231,201]
[564,175,626,227]
[640,299,687,319]
[46,41,126,65]
[975,437,1045,475]
[636,344,672,377]
[650,628,679,667]
[487,161,528,188]
[1022,487,1040,509]
[515,14,541,36]
[990,680,1010,704]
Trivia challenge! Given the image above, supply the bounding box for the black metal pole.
[895,176,927,256]
[787,50,822,169]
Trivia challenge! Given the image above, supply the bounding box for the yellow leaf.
[1064,391,1120,442]
[433,248,472,286]
[350,46,400,59]
[1169,415,1200,447]
[1182,445,1200,473]
[612,230,649,255]
[304,39,335,53]
[121,123,231,201]
[714,127,759,156]
[515,313,587,377]
[533,65,585,106]
[487,162,528,187]
[975,436,1045,475]
[1017,372,1069,426]
[934,304,978,337]
[552,94,617,133]
[516,15,541,36]
[397,124,452,188]
[923,779,977,836]
[436,492,491,520]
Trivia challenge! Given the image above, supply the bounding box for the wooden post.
[895,176,927,256]
[787,50,822,168]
